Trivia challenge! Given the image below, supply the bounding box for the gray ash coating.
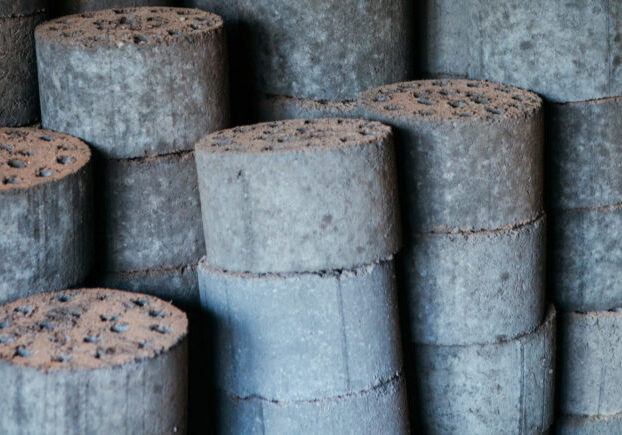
[36,7,223,47]
[360,79,541,121]
[0,127,90,191]
[0,289,188,370]
[197,118,392,154]
[0,0,46,17]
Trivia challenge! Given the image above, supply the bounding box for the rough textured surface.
[0,12,45,127]
[0,289,187,369]
[558,311,622,417]
[253,93,360,123]
[557,413,622,435]
[198,258,403,402]
[548,97,622,313]
[217,374,409,435]
[96,263,199,311]
[0,0,45,17]
[551,205,622,312]
[188,0,412,101]
[196,119,401,273]
[420,0,622,102]
[360,79,541,121]
[359,80,544,233]
[0,289,187,433]
[402,215,546,346]
[0,128,90,189]
[93,265,207,434]
[96,150,204,273]
[36,7,229,159]
[54,1,171,16]
[549,97,622,210]
[413,306,556,434]
[0,127,92,304]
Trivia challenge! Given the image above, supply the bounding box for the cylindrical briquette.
[198,258,404,402]
[558,310,622,418]
[36,7,229,159]
[0,128,92,304]
[402,214,546,346]
[419,0,622,102]
[53,1,171,16]
[195,118,401,273]
[95,150,204,274]
[0,289,189,433]
[0,1,46,127]
[413,306,556,434]
[186,0,412,102]
[216,375,409,435]
[358,79,544,233]
[548,97,622,312]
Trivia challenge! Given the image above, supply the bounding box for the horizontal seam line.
[415,212,544,236]
[108,148,194,163]
[262,93,357,105]
[105,263,196,276]
[199,255,395,279]
[413,306,555,348]
[225,371,402,405]
[557,201,622,213]
[560,411,622,420]
[552,94,622,106]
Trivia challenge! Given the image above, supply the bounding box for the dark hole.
[134,34,149,44]
[486,107,504,115]
[57,294,71,303]
[8,160,26,169]
[37,168,54,178]
[57,156,76,165]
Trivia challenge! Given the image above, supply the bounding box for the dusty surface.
[0,289,187,370]
[190,0,412,101]
[253,93,360,122]
[0,127,90,191]
[420,0,622,102]
[0,0,46,17]
[197,118,392,154]
[0,12,46,127]
[37,7,222,47]
[360,79,541,121]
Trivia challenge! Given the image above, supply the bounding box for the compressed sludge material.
[195,118,401,273]
[0,127,92,304]
[0,288,189,433]
[0,0,46,126]
[36,7,229,159]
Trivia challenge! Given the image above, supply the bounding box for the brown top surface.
[0,127,90,192]
[197,118,392,154]
[0,289,188,370]
[36,7,223,47]
[360,80,541,121]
